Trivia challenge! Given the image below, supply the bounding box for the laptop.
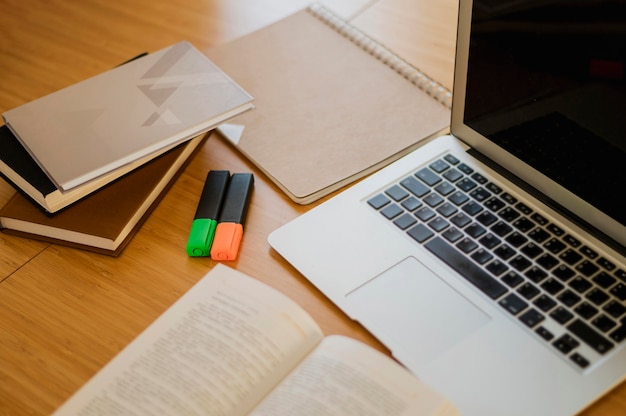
[268,1,626,415]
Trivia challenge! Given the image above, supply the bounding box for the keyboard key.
[407,224,434,243]
[401,196,422,211]
[536,326,555,341]
[435,181,456,196]
[586,288,610,306]
[465,223,486,238]
[569,276,592,294]
[367,194,390,209]
[416,167,441,186]
[401,176,429,197]
[381,204,403,219]
[577,260,599,277]
[437,202,458,217]
[476,211,497,226]
[551,307,574,324]
[610,323,626,343]
[547,223,565,237]
[462,200,483,216]
[457,177,477,192]
[457,163,473,174]
[385,185,409,201]
[541,278,564,295]
[428,217,450,232]
[592,314,617,333]
[491,221,513,237]
[509,255,532,272]
[521,242,543,259]
[505,231,528,247]
[603,300,626,319]
[486,259,509,276]
[558,290,582,307]
[394,213,417,230]
[567,319,614,354]
[448,191,469,206]
[457,238,478,253]
[429,159,449,173]
[494,244,516,260]
[469,187,491,202]
[442,227,464,243]
[512,217,535,232]
[559,248,583,266]
[525,266,548,283]
[486,182,502,194]
[593,272,616,288]
[518,282,540,300]
[580,245,598,260]
[534,294,557,312]
[443,168,463,183]
[500,207,522,222]
[610,283,626,301]
[574,302,598,320]
[536,253,559,270]
[499,293,528,315]
[471,172,488,184]
[544,238,566,254]
[531,212,549,226]
[515,202,532,215]
[471,248,493,265]
[479,233,501,249]
[450,212,472,228]
[502,271,524,288]
[425,236,507,299]
[424,192,444,207]
[563,234,581,247]
[570,353,590,369]
[520,308,545,328]
[553,333,579,354]
[415,206,436,222]
[553,265,575,282]
[500,192,517,205]
[597,257,615,272]
[528,228,550,243]
[444,154,460,165]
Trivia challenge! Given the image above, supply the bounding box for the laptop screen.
[457,0,626,246]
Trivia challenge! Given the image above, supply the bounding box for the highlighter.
[210,173,254,261]
[186,170,230,257]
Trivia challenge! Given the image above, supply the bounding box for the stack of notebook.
[0,41,254,256]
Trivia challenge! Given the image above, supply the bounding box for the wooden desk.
[0,0,623,414]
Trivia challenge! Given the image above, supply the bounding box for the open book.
[53,264,458,415]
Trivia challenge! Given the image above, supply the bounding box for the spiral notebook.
[207,4,451,204]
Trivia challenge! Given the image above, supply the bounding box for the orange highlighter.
[210,173,254,261]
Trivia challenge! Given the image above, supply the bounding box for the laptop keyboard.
[367,152,626,370]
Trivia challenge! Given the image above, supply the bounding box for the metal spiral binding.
[308,3,452,109]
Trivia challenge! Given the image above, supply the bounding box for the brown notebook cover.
[207,4,451,204]
[0,134,206,256]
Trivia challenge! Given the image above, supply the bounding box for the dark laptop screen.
[463,0,626,226]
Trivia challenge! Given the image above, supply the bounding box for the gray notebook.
[2,41,253,191]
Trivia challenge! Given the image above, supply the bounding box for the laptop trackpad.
[346,256,490,369]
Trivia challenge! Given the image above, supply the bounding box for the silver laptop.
[269,1,626,415]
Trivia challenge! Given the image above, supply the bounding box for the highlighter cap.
[217,173,254,225]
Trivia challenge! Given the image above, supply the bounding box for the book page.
[252,335,459,416]
[53,264,324,415]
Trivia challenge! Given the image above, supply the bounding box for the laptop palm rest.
[346,256,491,370]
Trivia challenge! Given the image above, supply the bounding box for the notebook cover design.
[2,41,253,192]
[0,134,206,256]
[208,4,451,204]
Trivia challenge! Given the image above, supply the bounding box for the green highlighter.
[186,170,230,256]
